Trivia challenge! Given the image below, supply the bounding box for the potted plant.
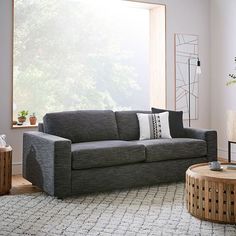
[227,57,236,86]
[12,120,17,125]
[18,110,28,124]
[29,113,37,125]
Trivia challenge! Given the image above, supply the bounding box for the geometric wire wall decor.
[175,34,199,120]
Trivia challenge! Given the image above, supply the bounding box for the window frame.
[11,0,166,129]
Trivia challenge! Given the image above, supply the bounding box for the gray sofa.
[23,110,217,198]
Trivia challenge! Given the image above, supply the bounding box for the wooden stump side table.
[186,163,236,224]
[0,146,12,195]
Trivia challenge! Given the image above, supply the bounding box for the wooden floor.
[10,175,41,195]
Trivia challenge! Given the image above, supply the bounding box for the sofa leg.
[58,197,64,200]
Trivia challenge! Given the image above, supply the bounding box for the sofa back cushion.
[151,107,185,138]
[43,110,119,143]
[115,111,151,140]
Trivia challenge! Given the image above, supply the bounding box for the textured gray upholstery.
[23,110,218,198]
[115,110,151,140]
[184,128,217,161]
[43,110,119,143]
[131,138,207,162]
[71,140,145,170]
[23,131,71,198]
[71,157,208,194]
[38,123,44,132]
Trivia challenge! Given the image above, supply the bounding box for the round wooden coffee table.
[186,163,236,224]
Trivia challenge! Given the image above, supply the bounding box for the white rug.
[0,183,235,236]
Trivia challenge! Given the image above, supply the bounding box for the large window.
[13,0,166,125]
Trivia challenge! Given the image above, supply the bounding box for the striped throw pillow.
[137,112,172,140]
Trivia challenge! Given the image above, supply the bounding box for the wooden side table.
[186,163,236,224]
[0,146,12,195]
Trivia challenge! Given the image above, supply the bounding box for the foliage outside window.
[13,0,165,123]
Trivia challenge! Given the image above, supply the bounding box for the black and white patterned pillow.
[137,112,172,140]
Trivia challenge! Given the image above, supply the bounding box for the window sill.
[12,124,38,129]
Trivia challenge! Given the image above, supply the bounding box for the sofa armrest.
[183,128,217,161]
[23,131,71,198]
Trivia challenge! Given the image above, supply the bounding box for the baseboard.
[12,162,22,175]
[218,147,236,162]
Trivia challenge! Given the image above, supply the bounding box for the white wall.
[210,0,236,161]
[157,0,211,129]
[0,0,37,174]
[0,0,211,175]
[126,0,211,129]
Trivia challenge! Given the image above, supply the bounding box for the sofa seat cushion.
[71,140,145,170]
[130,138,207,162]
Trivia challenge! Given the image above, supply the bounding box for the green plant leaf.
[226,79,236,86]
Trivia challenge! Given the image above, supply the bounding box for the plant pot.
[12,121,17,125]
[29,116,37,125]
[18,116,26,123]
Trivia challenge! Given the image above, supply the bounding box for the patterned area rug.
[0,183,236,236]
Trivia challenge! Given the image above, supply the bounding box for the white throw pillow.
[137,112,172,140]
